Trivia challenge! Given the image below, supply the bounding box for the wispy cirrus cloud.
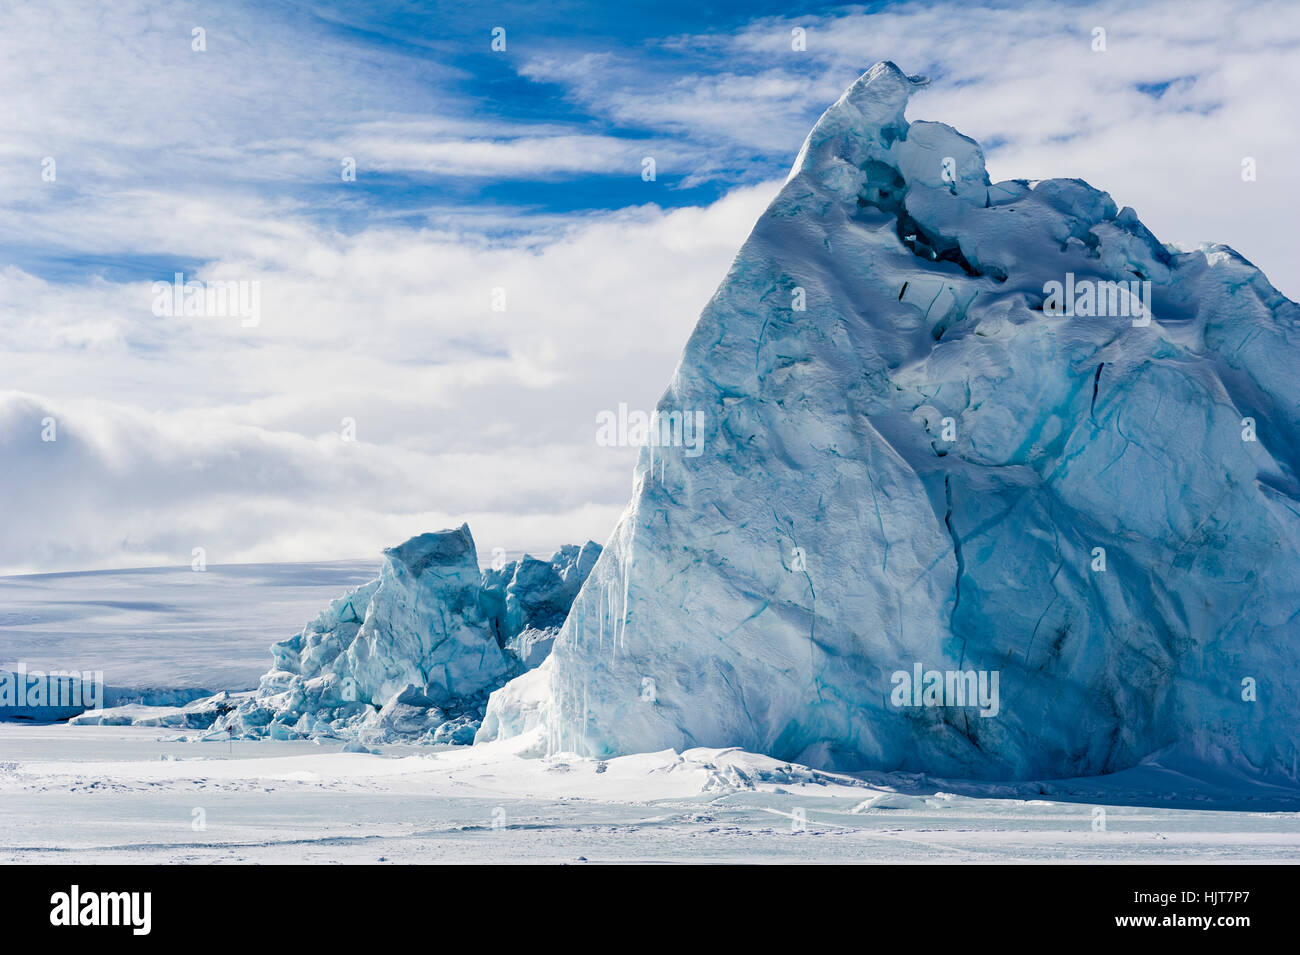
[522,1,1300,291]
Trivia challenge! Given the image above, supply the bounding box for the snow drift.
[478,62,1300,781]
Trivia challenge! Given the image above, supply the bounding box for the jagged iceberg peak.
[480,63,1300,782]
[789,61,938,183]
[383,526,480,582]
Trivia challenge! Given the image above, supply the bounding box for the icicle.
[607,581,617,661]
[619,553,633,650]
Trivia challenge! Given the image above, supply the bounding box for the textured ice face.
[481,542,603,641]
[479,62,1300,781]
[215,526,600,742]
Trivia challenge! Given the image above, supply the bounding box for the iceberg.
[214,525,600,742]
[479,62,1300,781]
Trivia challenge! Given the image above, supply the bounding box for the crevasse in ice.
[478,62,1300,781]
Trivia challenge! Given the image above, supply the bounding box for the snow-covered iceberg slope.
[479,62,1300,781]
[215,525,599,743]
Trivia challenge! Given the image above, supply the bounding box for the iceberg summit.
[478,62,1300,781]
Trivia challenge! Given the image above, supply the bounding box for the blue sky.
[5,0,863,282]
[2,0,1298,573]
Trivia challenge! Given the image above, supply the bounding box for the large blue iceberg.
[479,62,1300,781]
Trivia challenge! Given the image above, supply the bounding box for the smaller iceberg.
[211,524,599,744]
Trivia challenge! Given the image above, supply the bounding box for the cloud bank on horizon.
[1,0,1297,574]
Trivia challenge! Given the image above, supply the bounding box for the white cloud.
[2,0,1297,575]
[0,183,778,573]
